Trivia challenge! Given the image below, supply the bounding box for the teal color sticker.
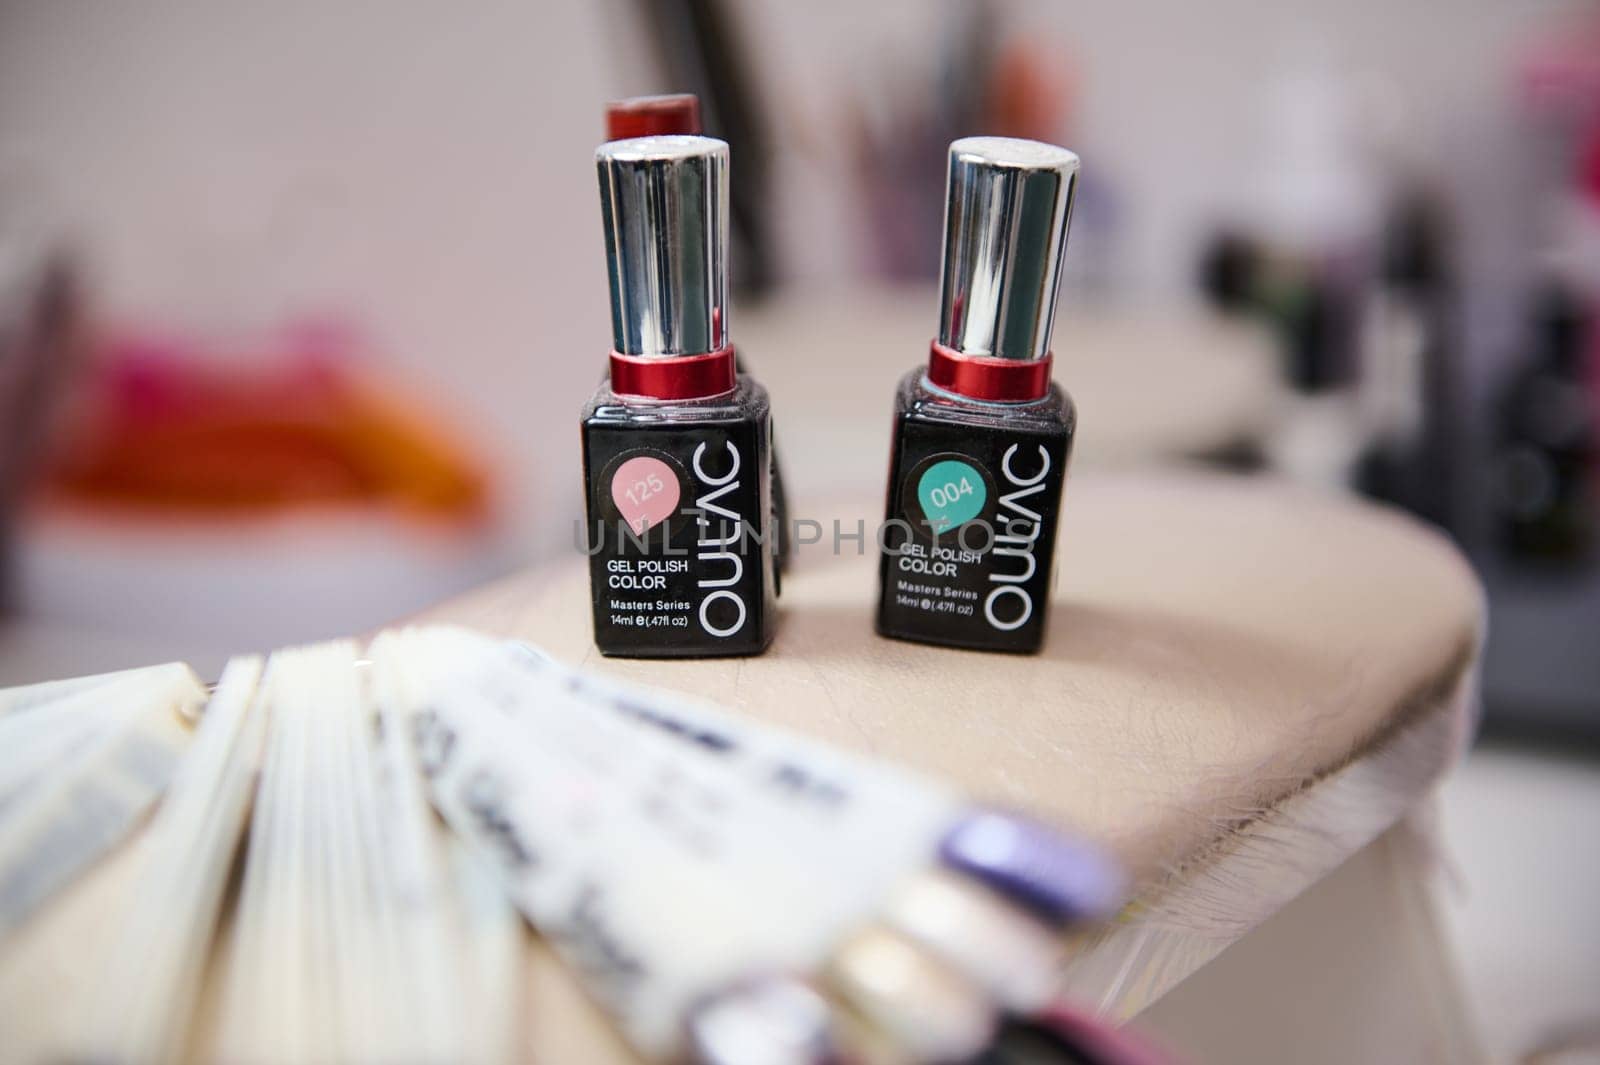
[917,459,987,532]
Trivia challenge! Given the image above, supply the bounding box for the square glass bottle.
[877,137,1080,654]
[581,135,777,657]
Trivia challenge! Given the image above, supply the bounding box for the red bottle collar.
[927,341,1053,402]
[609,346,737,400]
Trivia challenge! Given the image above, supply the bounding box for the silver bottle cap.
[937,136,1079,362]
[596,134,729,357]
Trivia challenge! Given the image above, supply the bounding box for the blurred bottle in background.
[1196,43,1479,536]
[0,155,88,614]
[1485,18,1600,572]
[631,0,777,299]
[1489,283,1596,566]
[1353,190,1459,530]
[1197,46,1388,492]
[1470,13,1600,740]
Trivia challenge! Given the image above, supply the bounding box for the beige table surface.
[0,471,1483,1064]
[422,470,1482,1062]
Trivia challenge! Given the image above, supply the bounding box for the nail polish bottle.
[603,94,792,586]
[877,137,1079,654]
[582,135,777,658]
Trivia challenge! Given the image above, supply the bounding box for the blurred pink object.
[43,321,494,521]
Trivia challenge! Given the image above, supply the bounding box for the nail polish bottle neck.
[609,346,738,401]
[925,341,1054,403]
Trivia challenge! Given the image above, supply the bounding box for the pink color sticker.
[611,455,681,535]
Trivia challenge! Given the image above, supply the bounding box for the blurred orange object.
[43,328,492,521]
[986,37,1076,144]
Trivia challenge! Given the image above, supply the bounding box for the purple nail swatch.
[938,810,1124,925]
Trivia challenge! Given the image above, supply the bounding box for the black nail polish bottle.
[877,137,1079,654]
[581,135,777,658]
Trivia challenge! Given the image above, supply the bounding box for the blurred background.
[0,1,1596,1058]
